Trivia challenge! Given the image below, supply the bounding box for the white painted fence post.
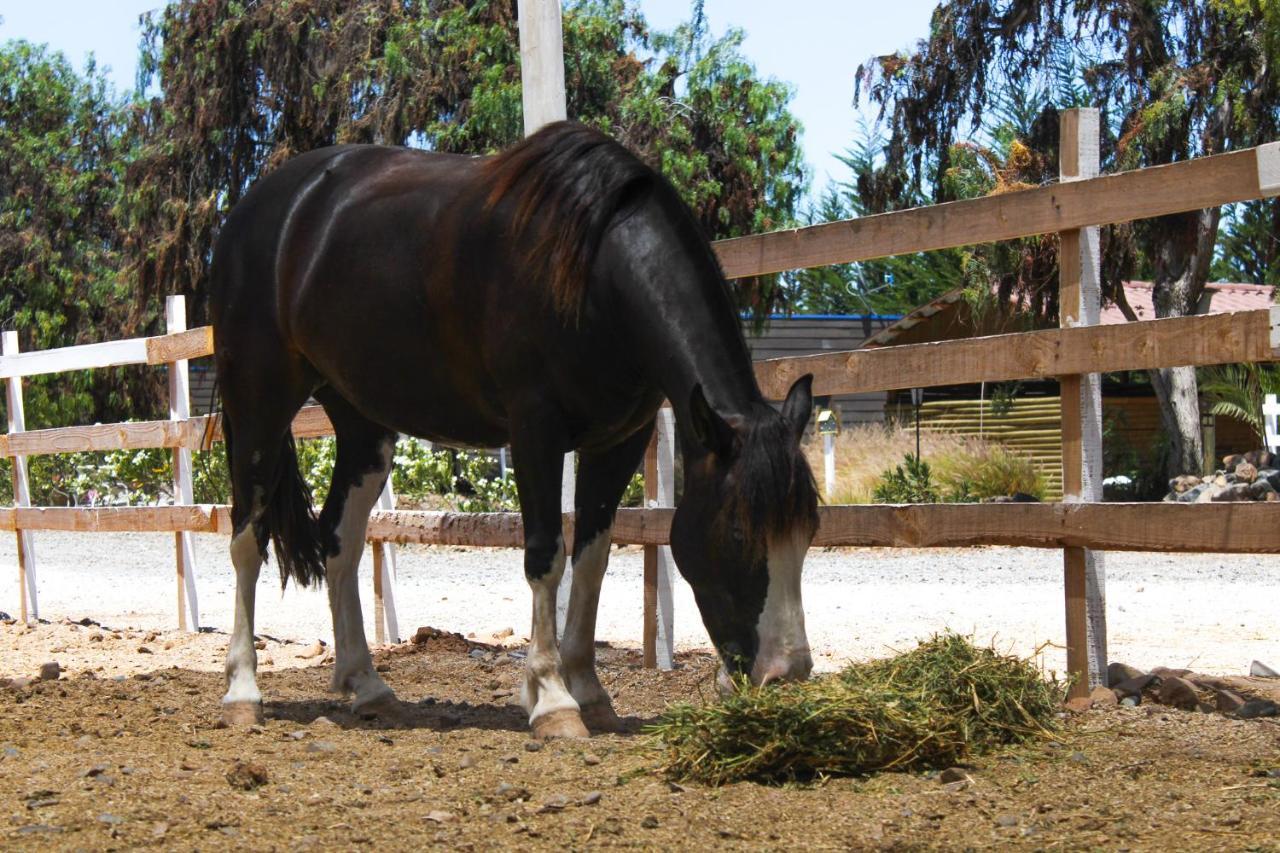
[823,433,836,499]
[166,297,201,632]
[2,331,38,623]
[555,452,575,637]
[371,474,400,644]
[1263,392,1280,453]
[1059,108,1107,696]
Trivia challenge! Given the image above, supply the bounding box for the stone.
[995,814,1019,828]
[1107,662,1145,687]
[1120,696,1139,708]
[305,741,337,754]
[641,816,660,829]
[538,794,571,813]
[38,662,60,681]
[424,810,454,823]
[375,662,391,673]
[137,646,153,654]
[311,716,337,727]
[226,761,269,790]
[581,791,602,806]
[1177,483,1211,502]
[1089,686,1118,708]
[458,755,476,769]
[1214,689,1246,714]
[1169,475,1201,493]
[297,640,326,659]
[1222,454,1245,470]
[1243,449,1276,468]
[938,767,972,784]
[1251,660,1279,678]
[1212,483,1253,502]
[1237,699,1279,719]
[1248,479,1276,499]
[1195,485,1224,503]
[1157,676,1200,711]
[1214,471,1231,487]
[582,753,602,766]
[1235,462,1259,483]
[524,740,543,753]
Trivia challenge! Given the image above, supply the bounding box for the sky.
[0,0,940,193]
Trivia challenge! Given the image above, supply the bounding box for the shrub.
[872,453,939,503]
[931,441,1045,501]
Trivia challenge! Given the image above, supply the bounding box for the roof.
[863,281,1273,349]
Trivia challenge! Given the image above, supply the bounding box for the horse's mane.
[725,408,821,552]
[481,121,656,319]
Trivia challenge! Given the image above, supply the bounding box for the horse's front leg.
[510,425,589,739]
[560,423,654,733]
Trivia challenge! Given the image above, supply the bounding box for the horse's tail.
[265,433,328,589]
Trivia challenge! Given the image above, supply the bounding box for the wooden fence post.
[643,409,676,670]
[166,297,201,631]
[371,475,401,644]
[2,331,38,623]
[1059,109,1108,697]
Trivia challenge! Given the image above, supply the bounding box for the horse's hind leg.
[313,388,400,718]
[561,423,653,733]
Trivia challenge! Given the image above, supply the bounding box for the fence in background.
[5,116,1280,695]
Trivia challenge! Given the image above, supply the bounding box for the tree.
[0,40,155,429]
[856,0,1280,476]
[1213,199,1280,285]
[123,0,806,322]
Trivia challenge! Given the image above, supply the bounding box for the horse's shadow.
[262,697,653,736]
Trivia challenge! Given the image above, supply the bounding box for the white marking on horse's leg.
[222,520,265,722]
[521,536,586,737]
[751,529,814,686]
[560,531,613,713]
[327,440,396,714]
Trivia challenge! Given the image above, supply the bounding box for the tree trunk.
[1146,207,1221,478]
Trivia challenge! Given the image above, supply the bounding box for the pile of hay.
[651,633,1063,785]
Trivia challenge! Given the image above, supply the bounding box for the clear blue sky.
[0,0,940,193]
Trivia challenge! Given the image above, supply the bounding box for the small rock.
[1212,483,1254,502]
[938,767,971,784]
[297,640,326,659]
[995,814,1019,828]
[458,755,476,770]
[499,753,520,764]
[1157,676,1200,711]
[1120,695,1139,708]
[1251,660,1279,678]
[305,741,337,754]
[1112,674,1160,700]
[286,730,309,741]
[5,676,33,691]
[311,716,338,728]
[1237,699,1279,719]
[581,790,602,806]
[1169,474,1201,493]
[1235,462,1259,483]
[83,764,110,778]
[524,740,543,753]
[98,813,125,825]
[424,810,454,823]
[38,662,60,681]
[1214,689,1246,714]
[137,646,153,655]
[375,662,391,673]
[582,753,602,766]
[88,633,103,642]
[1089,686,1118,708]
[226,761,269,790]
[151,822,169,838]
[1107,662,1145,687]
[1069,751,1087,764]
[641,816,660,829]
[539,793,571,813]
[254,639,267,650]
[496,782,529,802]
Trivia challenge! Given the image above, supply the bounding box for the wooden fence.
[4,114,1280,697]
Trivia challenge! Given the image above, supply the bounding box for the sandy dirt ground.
[1,627,1279,851]
[1,532,1278,680]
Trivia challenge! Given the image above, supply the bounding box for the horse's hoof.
[352,690,404,723]
[221,700,265,727]
[578,700,628,734]
[532,708,590,740]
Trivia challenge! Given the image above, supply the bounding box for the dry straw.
[650,633,1063,785]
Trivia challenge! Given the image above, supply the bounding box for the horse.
[209,121,819,739]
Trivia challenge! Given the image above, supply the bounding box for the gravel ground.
[1,531,1277,677]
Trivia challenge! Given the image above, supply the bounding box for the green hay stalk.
[650,632,1064,785]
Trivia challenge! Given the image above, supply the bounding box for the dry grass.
[650,633,1063,786]
[804,425,1044,503]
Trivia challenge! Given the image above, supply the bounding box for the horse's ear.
[688,384,736,458]
[781,374,814,443]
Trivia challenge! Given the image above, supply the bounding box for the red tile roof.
[1100,281,1273,325]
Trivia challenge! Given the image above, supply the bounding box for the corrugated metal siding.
[745,316,900,426]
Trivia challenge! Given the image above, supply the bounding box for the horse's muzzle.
[715,651,813,695]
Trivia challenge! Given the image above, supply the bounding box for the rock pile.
[1069,661,1279,719]
[1164,449,1280,502]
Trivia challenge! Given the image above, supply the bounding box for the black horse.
[210,122,819,738]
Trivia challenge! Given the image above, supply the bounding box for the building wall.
[745,315,900,426]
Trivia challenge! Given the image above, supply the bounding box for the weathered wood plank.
[146,326,214,365]
[2,420,199,457]
[754,309,1275,400]
[715,147,1266,278]
[0,505,216,533]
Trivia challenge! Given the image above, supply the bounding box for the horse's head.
[670,375,819,692]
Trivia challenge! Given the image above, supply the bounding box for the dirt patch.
[1,628,1279,850]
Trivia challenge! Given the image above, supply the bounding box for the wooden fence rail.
[4,132,1280,694]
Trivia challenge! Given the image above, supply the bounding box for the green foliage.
[126,0,807,322]
[1199,362,1280,446]
[931,444,1045,502]
[1213,200,1280,285]
[0,41,159,429]
[872,453,939,504]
